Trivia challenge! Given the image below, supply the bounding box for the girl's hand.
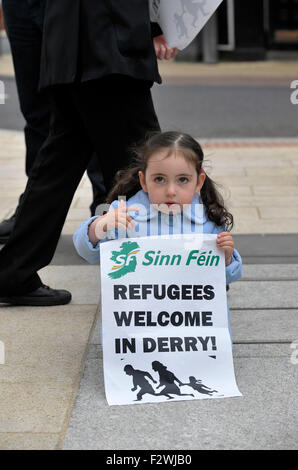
[216,232,234,266]
[153,35,178,60]
[88,200,139,244]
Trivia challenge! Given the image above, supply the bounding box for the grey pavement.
[0,34,10,55]
[62,263,298,450]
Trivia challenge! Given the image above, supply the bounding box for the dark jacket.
[39,0,162,89]
[27,0,46,30]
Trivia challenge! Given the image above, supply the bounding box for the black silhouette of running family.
[124,361,218,402]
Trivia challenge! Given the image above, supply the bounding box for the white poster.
[150,0,223,50]
[100,234,242,406]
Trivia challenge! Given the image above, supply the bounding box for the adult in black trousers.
[0,0,177,305]
[0,0,106,245]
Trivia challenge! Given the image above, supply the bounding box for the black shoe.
[0,214,16,244]
[0,284,72,306]
[226,285,230,292]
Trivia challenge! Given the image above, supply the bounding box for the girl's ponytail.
[200,173,234,231]
[106,166,142,204]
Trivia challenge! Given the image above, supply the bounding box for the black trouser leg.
[2,0,50,177]
[86,154,106,216]
[72,76,160,196]
[0,86,92,295]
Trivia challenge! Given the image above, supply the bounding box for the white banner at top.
[150,0,223,50]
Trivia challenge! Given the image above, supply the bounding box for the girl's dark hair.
[107,131,233,230]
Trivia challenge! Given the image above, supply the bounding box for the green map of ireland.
[108,241,140,279]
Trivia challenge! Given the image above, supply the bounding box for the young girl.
[73,131,242,292]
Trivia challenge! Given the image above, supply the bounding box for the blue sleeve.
[73,200,122,264]
[73,216,103,264]
[225,248,242,284]
[207,221,242,284]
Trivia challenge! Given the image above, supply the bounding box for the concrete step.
[228,280,298,310]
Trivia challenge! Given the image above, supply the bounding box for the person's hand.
[216,232,234,266]
[153,35,178,60]
[88,200,139,244]
[95,199,139,237]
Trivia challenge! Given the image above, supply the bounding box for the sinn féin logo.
[109,241,140,279]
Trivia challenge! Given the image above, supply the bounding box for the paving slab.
[0,381,75,433]
[0,433,60,451]
[0,305,96,381]
[62,343,297,450]
[0,299,97,448]
[252,186,298,197]
[233,219,298,236]
[229,196,298,207]
[0,207,11,220]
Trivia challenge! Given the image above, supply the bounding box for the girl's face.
[139,149,205,213]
